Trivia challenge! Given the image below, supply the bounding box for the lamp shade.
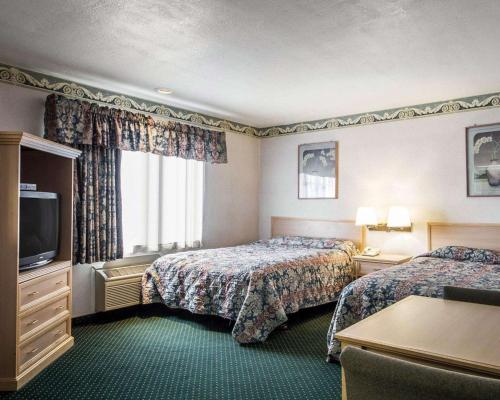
[355,207,377,226]
[387,207,411,228]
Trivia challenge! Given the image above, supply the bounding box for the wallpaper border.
[0,63,258,136]
[1,63,499,138]
[257,92,500,137]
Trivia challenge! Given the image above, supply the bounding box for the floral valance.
[44,94,228,163]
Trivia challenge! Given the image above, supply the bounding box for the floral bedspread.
[327,246,500,359]
[142,237,357,343]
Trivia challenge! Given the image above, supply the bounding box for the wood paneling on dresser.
[0,132,80,391]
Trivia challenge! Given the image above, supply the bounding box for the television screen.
[19,191,59,270]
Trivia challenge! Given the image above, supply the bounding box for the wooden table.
[336,295,500,400]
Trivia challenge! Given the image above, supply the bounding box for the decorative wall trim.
[256,92,500,137]
[0,63,258,136]
[1,62,499,139]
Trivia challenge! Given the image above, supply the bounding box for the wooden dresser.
[0,132,80,391]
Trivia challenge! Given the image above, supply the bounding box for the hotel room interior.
[0,1,499,399]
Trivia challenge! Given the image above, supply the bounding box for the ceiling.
[1,0,500,128]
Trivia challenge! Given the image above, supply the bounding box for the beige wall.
[0,83,261,316]
[4,81,500,316]
[260,108,500,255]
[0,83,46,133]
[204,132,261,248]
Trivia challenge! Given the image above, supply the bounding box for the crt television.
[19,191,59,271]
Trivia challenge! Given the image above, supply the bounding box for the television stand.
[0,132,80,391]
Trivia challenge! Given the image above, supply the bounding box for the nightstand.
[353,254,412,278]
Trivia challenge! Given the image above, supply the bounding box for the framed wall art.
[298,141,338,199]
[466,123,500,197]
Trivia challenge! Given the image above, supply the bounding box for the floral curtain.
[73,145,123,264]
[44,94,227,264]
[44,94,228,163]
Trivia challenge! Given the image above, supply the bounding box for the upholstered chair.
[443,286,500,306]
[340,346,500,400]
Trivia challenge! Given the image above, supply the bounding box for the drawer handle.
[55,305,65,310]
[30,347,39,354]
[28,291,39,296]
[28,319,39,326]
[54,330,63,336]
[55,280,64,285]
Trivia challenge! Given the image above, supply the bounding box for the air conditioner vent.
[94,255,159,312]
[105,282,142,310]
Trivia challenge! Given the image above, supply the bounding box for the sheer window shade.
[121,151,204,255]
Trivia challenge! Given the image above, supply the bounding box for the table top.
[336,295,500,376]
[352,253,412,264]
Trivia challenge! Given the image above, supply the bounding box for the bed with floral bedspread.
[142,236,358,343]
[326,246,500,360]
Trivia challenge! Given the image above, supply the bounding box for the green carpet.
[1,304,341,400]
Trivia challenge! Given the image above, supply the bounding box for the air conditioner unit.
[95,254,160,312]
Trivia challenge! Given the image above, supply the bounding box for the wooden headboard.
[271,216,365,250]
[427,222,500,252]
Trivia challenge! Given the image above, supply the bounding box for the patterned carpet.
[0,303,342,400]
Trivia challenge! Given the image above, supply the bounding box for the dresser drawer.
[19,318,69,372]
[19,269,70,310]
[19,295,69,339]
[358,261,392,276]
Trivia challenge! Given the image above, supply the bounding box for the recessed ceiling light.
[156,87,173,95]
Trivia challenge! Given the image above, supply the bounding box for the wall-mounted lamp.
[386,206,412,232]
[355,206,412,232]
[355,207,378,226]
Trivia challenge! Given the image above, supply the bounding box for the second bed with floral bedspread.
[142,237,357,343]
[327,246,500,360]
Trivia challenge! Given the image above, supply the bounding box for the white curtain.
[121,151,204,256]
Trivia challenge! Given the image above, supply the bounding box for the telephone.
[362,247,381,257]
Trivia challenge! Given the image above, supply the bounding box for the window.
[121,151,204,256]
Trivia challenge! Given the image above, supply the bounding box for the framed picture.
[466,123,500,197]
[298,141,338,199]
